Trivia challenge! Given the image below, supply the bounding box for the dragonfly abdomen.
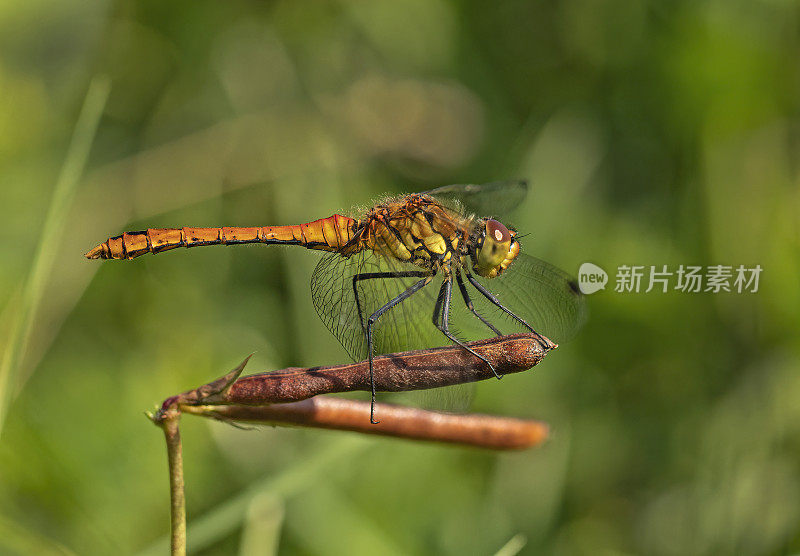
[84,214,359,260]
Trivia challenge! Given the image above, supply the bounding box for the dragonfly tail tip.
[84,244,106,259]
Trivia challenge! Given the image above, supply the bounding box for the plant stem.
[157,410,186,556]
[187,397,549,450]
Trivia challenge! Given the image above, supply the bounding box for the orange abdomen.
[85,214,359,260]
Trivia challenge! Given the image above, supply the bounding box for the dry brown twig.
[149,332,556,555]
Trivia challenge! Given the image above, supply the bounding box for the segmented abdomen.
[85,214,358,260]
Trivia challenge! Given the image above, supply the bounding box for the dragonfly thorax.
[360,195,471,269]
[357,194,519,279]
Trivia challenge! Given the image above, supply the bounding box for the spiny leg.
[353,271,431,333]
[465,271,550,348]
[433,275,501,379]
[365,275,433,423]
[455,269,502,336]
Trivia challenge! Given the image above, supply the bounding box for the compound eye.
[475,219,511,276]
[486,219,511,244]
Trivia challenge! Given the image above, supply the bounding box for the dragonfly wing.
[422,180,529,219]
[310,251,477,412]
[464,254,587,344]
[309,250,584,408]
[310,250,444,362]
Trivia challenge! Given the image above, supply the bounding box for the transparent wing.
[422,180,529,219]
[308,249,585,410]
[310,250,476,412]
[310,250,444,362]
[464,253,587,344]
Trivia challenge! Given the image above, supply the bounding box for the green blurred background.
[1,1,799,554]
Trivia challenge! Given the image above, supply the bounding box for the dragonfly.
[86,181,586,422]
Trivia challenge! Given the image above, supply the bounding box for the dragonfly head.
[472,219,519,278]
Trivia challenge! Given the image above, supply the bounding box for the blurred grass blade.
[238,492,285,556]
[0,513,77,555]
[0,76,110,435]
[136,436,368,556]
[284,483,406,555]
[493,533,527,556]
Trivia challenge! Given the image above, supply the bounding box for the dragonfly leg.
[352,271,431,333]
[455,269,502,336]
[365,275,433,424]
[465,271,550,348]
[433,276,501,379]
